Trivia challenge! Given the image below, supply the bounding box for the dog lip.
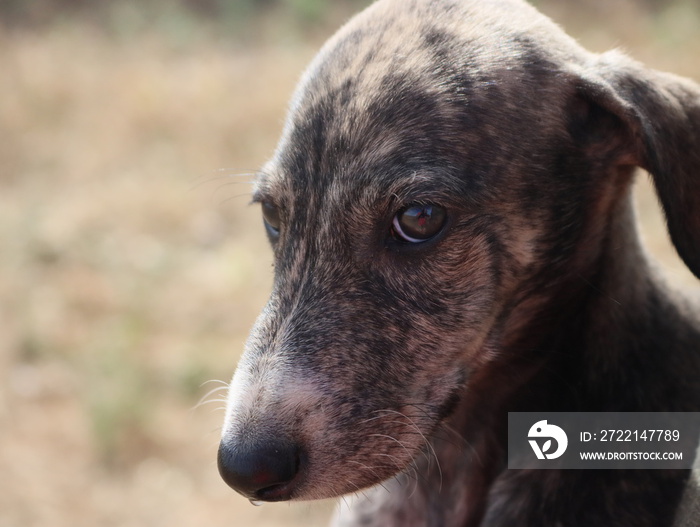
[254,482,296,501]
[251,448,306,502]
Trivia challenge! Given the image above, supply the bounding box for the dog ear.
[574,51,700,279]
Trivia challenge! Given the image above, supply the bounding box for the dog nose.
[217,438,302,501]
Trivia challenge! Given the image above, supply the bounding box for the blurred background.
[0,1,698,526]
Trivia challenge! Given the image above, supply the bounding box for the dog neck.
[431,172,697,525]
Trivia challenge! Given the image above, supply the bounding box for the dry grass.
[0,2,698,526]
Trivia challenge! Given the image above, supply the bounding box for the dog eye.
[392,203,447,243]
[261,202,281,236]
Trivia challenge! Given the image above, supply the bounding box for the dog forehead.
[287,0,582,112]
[262,0,586,203]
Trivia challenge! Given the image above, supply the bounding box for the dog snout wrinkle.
[217,438,302,501]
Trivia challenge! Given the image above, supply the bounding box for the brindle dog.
[216,0,700,525]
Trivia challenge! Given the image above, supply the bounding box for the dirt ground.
[1,1,699,526]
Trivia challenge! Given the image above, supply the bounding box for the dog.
[216,0,700,525]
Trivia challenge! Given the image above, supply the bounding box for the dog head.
[218,0,700,502]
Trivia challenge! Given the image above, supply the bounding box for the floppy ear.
[576,50,700,279]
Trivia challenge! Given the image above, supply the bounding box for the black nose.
[217,438,302,501]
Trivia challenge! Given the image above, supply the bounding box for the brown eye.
[262,202,281,236]
[392,203,447,243]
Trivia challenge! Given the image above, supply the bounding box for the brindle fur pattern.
[220,0,700,525]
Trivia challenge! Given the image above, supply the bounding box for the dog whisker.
[188,172,257,192]
[192,385,230,412]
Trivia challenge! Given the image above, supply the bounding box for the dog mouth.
[253,448,307,502]
[218,425,413,502]
[250,481,298,503]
